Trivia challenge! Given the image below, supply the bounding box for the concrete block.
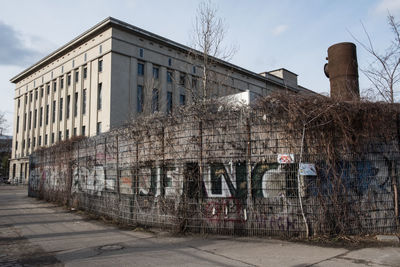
[376,235,399,243]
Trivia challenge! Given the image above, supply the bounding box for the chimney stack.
[324,42,360,101]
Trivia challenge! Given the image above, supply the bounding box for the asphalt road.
[0,185,399,267]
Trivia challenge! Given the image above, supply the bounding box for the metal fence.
[28,109,400,237]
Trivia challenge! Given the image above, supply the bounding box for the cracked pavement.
[1,185,399,266]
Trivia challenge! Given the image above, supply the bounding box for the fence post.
[116,134,120,198]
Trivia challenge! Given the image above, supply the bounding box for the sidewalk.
[0,185,399,267]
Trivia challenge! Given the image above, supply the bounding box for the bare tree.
[0,112,7,136]
[352,13,400,103]
[190,0,237,101]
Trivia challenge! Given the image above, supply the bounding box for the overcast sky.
[1,0,399,135]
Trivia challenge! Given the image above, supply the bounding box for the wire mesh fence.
[27,101,400,238]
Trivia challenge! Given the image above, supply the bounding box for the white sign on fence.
[277,154,294,164]
[299,163,317,176]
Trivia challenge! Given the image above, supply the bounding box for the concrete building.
[9,17,313,183]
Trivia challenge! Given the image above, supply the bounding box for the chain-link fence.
[28,99,400,238]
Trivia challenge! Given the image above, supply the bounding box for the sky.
[0,0,399,135]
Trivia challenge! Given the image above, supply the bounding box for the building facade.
[9,17,312,183]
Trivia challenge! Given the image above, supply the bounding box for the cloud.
[375,0,400,14]
[0,21,44,66]
[272,24,288,36]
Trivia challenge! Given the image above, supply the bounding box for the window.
[180,94,186,106]
[98,59,103,72]
[192,77,197,89]
[59,98,63,121]
[139,48,143,57]
[74,92,78,117]
[18,99,20,108]
[75,70,79,82]
[27,138,30,149]
[97,83,102,110]
[45,134,48,145]
[22,139,25,149]
[83,66,87,79]
[35,90,38,100]
[73,127,77,137]
[30,92,32,102]
[28,111,31,129]
[16,116,19,133]
[66,129,69,140]
[34,109,37,128]
[33,137,36,148]
[46,105,49,125]
[84,53,87,62]
[58,131,62,142]
[25,94,27,104]
[152,89,159,113]
[153,67,159,79]
[137,85,143,113]
[67,73,71,86]
[167,71,173,83]
[47,84,50,95]
[168,58,172,66]
[67,95,71,119]
[40,87,43,97]
[99,44,102,54]
[179,73,185,86]
[39,107,43,127]
[61,66,64,73]
[96,122,102,135]
[15,141,18,151]
[60,78,64,89]
[38,136,41,146]
[82,89,87,115]
[23,113,26,130]
[82,125,86,136]
[51,133,54,144]
[52,101,56,123]
[193,66,196,74]
[167,92,173,114]
[138,63,144,76]
[72,59,75,68]
[53,81,57,92]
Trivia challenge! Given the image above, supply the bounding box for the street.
[0,185,399,267]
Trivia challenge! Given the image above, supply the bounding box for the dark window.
[40,87,43,97]
[192,77,197,89]
[67,73,71,86]
[137,85,143,113]
[33,137,35,148]
[16,116,19,133]
[84,53,87,62]
[96,122,102,135]
[59,98,63,120]
[34,109,37,128]
[28,111,31,129]
[153,67,159,79]
[82,89,87,115]
[179,73,185,86]
[15,142,18,151]
[35,90,38,100]
[18,98,20,108]
[138,63,144,76]
[180,94,186,106]
[47,84,50,95]
[60,78,64,89]
[74,92,78,117]
[152,89,159,113]
[38,136,41,146]
[53,81,57,92]
[46,105,49,125]
[23,113,26,130]
[51,133,54,144]
[99,45,102,54]
[168,58,172,66]
[39,107,43,127]
[167,92,173,114]
[30,92,32,102]
[67,95,70,119]
[167,71,173,83]
[45,134,48,145]
[27,138,30,149]
[58,131,62,142]
[139,48,143,57]
[98,60,103,72]
[75,70,79,82]
[73,127,77,136]
[97,83,102,110]
[52,101,56,123]
[83,66,87,79]
[82,126,86,136]
[66,129,69,140]
[193,66,196,74]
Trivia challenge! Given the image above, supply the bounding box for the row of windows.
[136,85,185,114]
[17,124,93,151]
[137,63,197,88]
[16,85,97,134]
[17,59,103,109]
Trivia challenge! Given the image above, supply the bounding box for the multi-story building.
[9,17,313,183]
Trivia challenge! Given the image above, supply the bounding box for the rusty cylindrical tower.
[324,42,360,101]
